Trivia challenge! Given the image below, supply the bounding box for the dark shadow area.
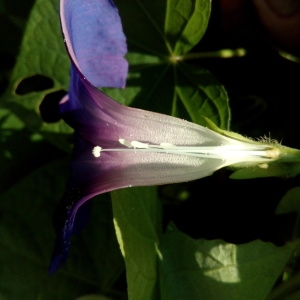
[39,90,67,123]
[0,0,36,95]
[15,74,54,95]
[0,126,67,193]
[161,169,297,246]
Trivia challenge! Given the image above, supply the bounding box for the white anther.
[119,138,131,147]
[131,141,149,149]
[92,146,102,157]
[160,143,174,148]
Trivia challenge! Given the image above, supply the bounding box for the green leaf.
[176,63,230,128]
[108,0,230,129]
[165,0,211,54]
[0,159,123,299]
[105,61,230,129]
[276,187,300,215]
[114,0,169,56]
[159,224,296,300]
[230,162,300,180]
[111,187,163,300]
[0,0,72,151]
[76,295,114,300]
[0,107,69,192]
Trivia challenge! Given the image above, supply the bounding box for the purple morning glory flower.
[49,0,282,273]
[50,0,128,273]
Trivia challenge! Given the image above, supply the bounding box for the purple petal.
[60,0,128,88]
[49,191,92,274]
[51,0,127,272]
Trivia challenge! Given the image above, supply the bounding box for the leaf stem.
[175,48,247,62]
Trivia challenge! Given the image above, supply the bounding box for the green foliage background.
[1,0,300,299]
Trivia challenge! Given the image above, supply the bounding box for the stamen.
[265,148,280,159]
[119,139,149,149]
[119,138,131,147]
[131,141,149,148]
[92,146,102,157]
[92,138,280,164]
[160,143,174,148]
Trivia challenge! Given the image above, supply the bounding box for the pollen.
[131,141,149,149]
[119,138,149,149]
[258,163,269,169]
[265,148,281,159]
[92,146,102,157]
[160,142,174,148]
[119,138,131,147]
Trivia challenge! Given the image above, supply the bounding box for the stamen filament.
[92,139,280,163]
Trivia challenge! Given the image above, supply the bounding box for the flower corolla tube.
[50,0,285,273]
